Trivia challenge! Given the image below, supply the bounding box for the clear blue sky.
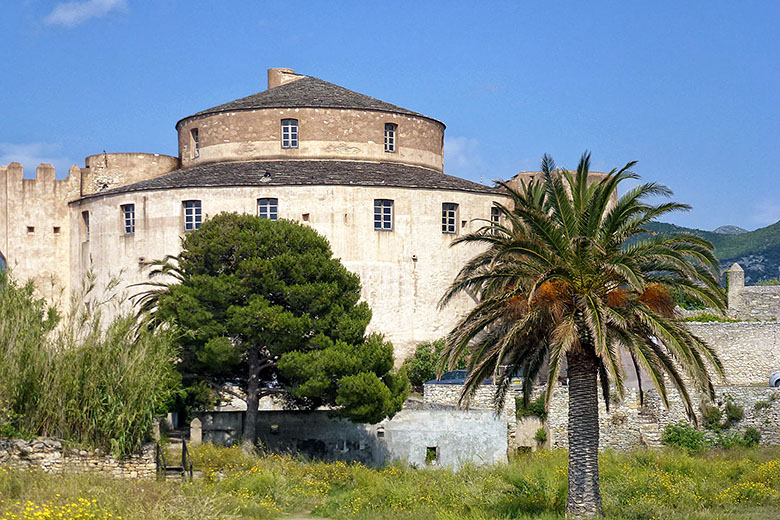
[2,1,778,231]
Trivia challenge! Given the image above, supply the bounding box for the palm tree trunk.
[566,348,603,517]
[242,346,260,449]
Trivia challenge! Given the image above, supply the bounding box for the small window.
[281,119,298,149]
[257,198,278,220]
[374,199,393,231]
[490,206,500,225]
[191,128,200,159]
[442,203,458,234]
[82,211,90,241]
[121,204,135,235]
[183,200,202,231]
[26,226,35,234]
[425,446,439,465]
[384,123,396,153]
[53,226,61,235]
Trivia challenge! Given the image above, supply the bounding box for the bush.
[724,399,744,425]
[401,339,467,392]
[701,403,724,430]
[516,394,547,421]
[743,427,762,448]
[661,422,709,453]
[0,272,180,456]
[682,312,738,323]
[534,428,548,444]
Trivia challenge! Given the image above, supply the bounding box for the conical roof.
[176,76,443,128]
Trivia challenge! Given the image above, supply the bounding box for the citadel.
[2,67,780,467]
[0,67,513,360]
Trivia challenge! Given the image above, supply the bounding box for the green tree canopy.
[140,213,408,444]
[440,153,725,517]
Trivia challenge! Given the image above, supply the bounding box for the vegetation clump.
[402,339,467,392]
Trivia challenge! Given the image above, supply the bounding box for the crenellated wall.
[0,162,81,303]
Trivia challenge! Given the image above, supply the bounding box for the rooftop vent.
[267,68,302,89]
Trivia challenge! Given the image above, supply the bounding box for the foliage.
[401,339,467,392]
[681,312,739,322]
[438,153,726,515]
[724,399,744,424]
[742,428,762,448]
[661,422,709,453]
[701,403,724,430]
[137,213,408,434]
[515,394,547,421]
[0,271,179,456]
[755,277,780,286]
[5,447,780,520]
[534,428,548,444]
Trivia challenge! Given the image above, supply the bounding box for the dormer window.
[191,128,200,159]
[281,119,298,149]
[384,123,396,153]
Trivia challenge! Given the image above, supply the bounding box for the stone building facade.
[0,68,509,360]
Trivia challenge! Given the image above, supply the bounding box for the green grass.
[2,446,780,519]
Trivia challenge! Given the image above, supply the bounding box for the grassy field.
[1,446,780,519]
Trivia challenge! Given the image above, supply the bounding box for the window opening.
[374,199,393,231]
[82,211,90,241]
[442,203,458,234]
[183,200,202,231]
[121,203,135,234]
[425,446,439,465]
[384,123,396,152]
[281,119,298,148]
[191,128,200,159]
[257,198,278,220]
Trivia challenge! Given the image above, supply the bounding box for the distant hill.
[713,225,748,235]
[643,221,780,283]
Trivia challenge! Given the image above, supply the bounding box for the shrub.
[0,272,180,456]
[661,422,709,453]
[401,339,467,392]
[534,428,548,444]
[516,394,547,421]
[724,399,744,425]
[742,427,761,448]
[701,403,724,430]
[681,312,738,323]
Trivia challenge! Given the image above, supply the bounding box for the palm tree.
[439,153,726,517]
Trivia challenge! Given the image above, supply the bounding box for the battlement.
[727,263,780,321]
[0,162,82,201]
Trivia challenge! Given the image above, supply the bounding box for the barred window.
[281,119,298,148]
[374,199,393,231]
[384,123,396,153]
[183,200,202,231]
[442,203,458,234]
[191,128,200,158]
[257,198,278,220]
[121,204,135,234]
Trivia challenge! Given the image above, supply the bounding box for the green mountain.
[644,221,780,284]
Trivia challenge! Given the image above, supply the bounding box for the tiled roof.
[177,76,442,128]
[77,160,502,201]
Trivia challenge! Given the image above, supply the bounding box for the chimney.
[267,68,301,89]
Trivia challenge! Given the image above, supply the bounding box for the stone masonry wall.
[0,437,156,479]
[548,386,780,450]
[727,263,780,321]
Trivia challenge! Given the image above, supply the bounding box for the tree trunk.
[566,348,603,517]
[243,346,260,449]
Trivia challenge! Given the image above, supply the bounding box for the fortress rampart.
[727,262,780,321]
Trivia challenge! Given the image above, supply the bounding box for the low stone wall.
[0,437,156,479]
[548,385,780,450]
[195,406,508,470]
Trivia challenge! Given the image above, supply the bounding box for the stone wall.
[0,437,156,478]
[547,385,780,450]
[81,153,179,195]
[195,407,507,470]
[727,263,780,321]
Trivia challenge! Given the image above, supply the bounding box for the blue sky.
[1,1,778,231]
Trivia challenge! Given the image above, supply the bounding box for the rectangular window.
[442,203,458,234]
[191,128,200,159]
[490,206,500,225]
[121,203,135,234]
[183,200,202,231]
[82,211,90,241]
[384,123,396,153]
[257,198,278,220]
[374,199,393,231]
[281,119,298,148]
